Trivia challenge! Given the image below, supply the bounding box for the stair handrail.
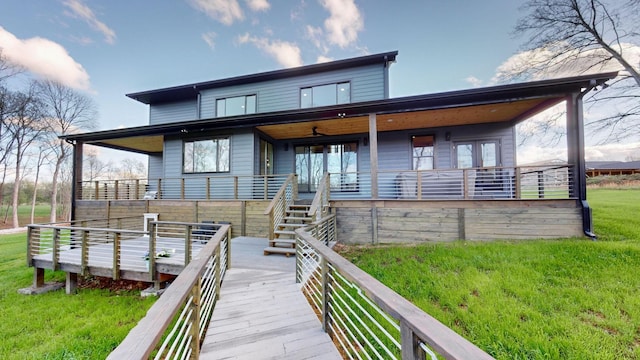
[308,172,330,222]
[263,173,297,240]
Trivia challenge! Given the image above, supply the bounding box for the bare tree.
[30,144,52,223]
[505,0,640,140]
[3,85,47,227]
[83,148,112,182]
[116,158,147,179]
[37,79,97,222]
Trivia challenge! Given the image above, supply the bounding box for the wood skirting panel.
[75,200,271,238]
[333,200,584,244]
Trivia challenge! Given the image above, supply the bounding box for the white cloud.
[246,0,270,12]
[202,31,217,49]
[189,0,244,25]
[320,0,363,48]
[63,0,116,44]
[316,55,333,63]
[0,27,91,90]
[518,141,640,164]
[236,33,302,68]
[465,76,482,87]
[493,42,640,83]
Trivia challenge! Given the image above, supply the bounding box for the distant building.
[586,161,640,177]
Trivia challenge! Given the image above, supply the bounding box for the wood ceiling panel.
[97,135,164,153]
[257,98,551,140]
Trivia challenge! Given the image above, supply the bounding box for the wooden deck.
[200,237,341,360]
[31,236,206,281]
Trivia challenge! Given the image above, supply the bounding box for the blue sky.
[1,0,637,163]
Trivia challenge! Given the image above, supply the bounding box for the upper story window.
[216,95,256,117]
[300,82,350,108]
[412,135,434,170]
[183,137,230,173]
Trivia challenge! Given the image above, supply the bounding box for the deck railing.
[295,220,494,360]
[326,164,575,200]
[263,173,297,240]
[308,173,331,222]
[78,174,292,201]
[27,217,229,282]
[107,224,230,359]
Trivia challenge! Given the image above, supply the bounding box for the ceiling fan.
[312,126,328,136]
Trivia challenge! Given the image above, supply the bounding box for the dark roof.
[126,51,398,105]
[63,71,618,146]
[586,161,640,170]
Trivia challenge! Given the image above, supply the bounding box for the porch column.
[566,93,594,237]
[369,113,379,198]
[71,140,84,222]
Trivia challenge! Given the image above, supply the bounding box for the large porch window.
[295,142,358,192]
[183,138,230,173]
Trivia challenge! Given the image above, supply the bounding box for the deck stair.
[264,204,312,256]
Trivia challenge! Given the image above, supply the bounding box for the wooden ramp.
[200,267,341,359]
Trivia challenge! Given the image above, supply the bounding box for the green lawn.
[338,188,640,360]
[0,233,156,359]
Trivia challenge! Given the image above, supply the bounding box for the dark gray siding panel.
[149,100,197,125]
[200,64,386,118]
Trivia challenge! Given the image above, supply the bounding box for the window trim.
[182,137,231,174]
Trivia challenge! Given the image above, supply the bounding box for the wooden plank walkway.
[200,237,341,360]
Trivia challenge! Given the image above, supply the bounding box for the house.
[62,51,617,245]
[586,161,640,177]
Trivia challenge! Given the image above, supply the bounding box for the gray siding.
[377,123,515,172]
[148,154,163,180]
[162,130,254,178]
[200,64,386,118]
[149,100,197,125]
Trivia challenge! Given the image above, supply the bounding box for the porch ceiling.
[256,97,557,140]
[89,135,164,154]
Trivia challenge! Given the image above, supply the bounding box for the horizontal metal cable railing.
[78,174,291,201]
[296,219,494,360]
[326,164,575,200]
[107,224,231,360]
[27,217,229,280]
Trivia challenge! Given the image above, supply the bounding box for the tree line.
[0,50,145,229]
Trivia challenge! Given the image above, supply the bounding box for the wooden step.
[274,229,296,236]
[278,223,308,229]
[270,238,296,245]
[263,246,296,257]
[284,216,311,222]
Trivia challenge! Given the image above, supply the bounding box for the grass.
[0,204,52,229]
[337,188,640,359]
[0,233,156,359]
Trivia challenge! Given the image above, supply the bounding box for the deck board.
[200,238,341,360]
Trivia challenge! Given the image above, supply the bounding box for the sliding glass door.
[295,142,358,192]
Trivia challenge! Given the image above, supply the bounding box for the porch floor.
[200,237,341,359]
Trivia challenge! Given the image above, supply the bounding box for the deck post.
[191,281,202,357]
[215,244,221,301]
[33,268,44,288]
[368,113,379,198]
[149,225,156,282]
[226,227,232,270]
[81,230,89,276]
[112,232,120,280]
[66,272,78,295]
[185,225,192,266]
[320,257,330,332]
[400,322,426,360]
[52,228,60,270]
